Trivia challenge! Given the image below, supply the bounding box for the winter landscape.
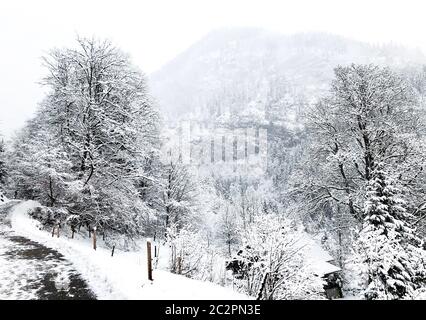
[1,0,426,301]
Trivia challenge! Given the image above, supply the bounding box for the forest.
[1,31,426,300]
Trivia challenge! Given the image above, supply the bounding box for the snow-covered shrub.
[167,225,207,276]
[166,223,227,283]
[227,214,325,300]
[28,205,68,226]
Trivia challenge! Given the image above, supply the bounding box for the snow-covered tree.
[290,64,426,278]
[294,64,420,220]
[402,65,426,237]
[9,36,161,240]
[348,163,426,299]
[160,160,201,235]
[7,113,73,206]
[216,200,239,257]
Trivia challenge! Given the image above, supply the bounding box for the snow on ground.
[8,201,249,300]
[0,200,95,300]
[0,235,39,299]
[0,232,95,300]
[298,232,341,277]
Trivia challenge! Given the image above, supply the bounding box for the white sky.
[1,0,426,138]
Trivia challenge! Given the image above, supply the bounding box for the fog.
[1,0,426,138]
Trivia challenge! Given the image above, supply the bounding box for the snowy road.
[0,202,96,300]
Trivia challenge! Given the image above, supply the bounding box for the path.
[0,201,96,300]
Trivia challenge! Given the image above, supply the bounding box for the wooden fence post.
[57,224,60,238]
[147,240,153,281]
[177,256,182,275]
[93,227,97,250]
[111,245,115,257]
[52,225,55,237]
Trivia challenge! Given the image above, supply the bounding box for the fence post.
[147,240,153,281]
[93,227,97,250]
[177,256,182,275]
[111,245,115,257]
[52,225,55,237]
[56,223,60,238]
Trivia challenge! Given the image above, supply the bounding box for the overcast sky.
[1,0,426,138]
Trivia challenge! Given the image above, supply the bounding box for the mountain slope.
[149,28,426,125]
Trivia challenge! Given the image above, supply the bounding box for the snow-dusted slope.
[149,28,425,123]
[9,201,249,300]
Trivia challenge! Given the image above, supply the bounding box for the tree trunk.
[256,272,269,300]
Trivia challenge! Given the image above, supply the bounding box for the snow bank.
[9,201,248,300]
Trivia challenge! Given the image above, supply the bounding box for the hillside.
[149,28,426,125]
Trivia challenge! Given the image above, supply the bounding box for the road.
[0,201,96,300]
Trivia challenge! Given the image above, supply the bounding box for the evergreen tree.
[349,163,426,299]
[291,64,426,282]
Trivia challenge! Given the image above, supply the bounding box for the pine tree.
[291,64,426,286]
[350,163,426,299]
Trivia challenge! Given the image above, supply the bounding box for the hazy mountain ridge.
[149,28,426,125]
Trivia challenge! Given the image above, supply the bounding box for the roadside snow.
[9,201,249,300]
